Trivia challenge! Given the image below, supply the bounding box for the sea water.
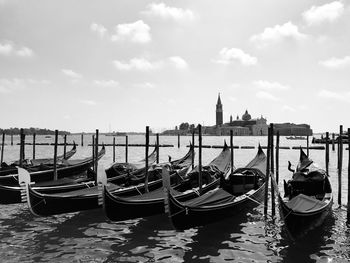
[0,134,349,262]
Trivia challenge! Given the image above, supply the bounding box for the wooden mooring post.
[264,126,271,216]
[0,133,5,164]
[191,130,195,169]
[325,132,329,175]
[11,134,13,146]
[113,137,116,163]
[230,130,234,175]
[270,124,275,217]
[63,134,67,159]
[177,133,180,148]
[156,133,159,164]
[338,125,343,206]
[19,128,25,167]
[198,124,202,195]
[32,133,36,160]
[92,135,95,171]
[94,129,99,174]
[276,131,280,184]
[332,133,335,151]
[125,135,128,163]
[306,135,309,157]
[81,133,84,147]
[145,126,150,193]
[53,130,58,180]
[347,128,350,223]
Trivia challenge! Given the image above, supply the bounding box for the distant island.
[0,127,70,135]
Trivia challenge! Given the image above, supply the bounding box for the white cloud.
[0,43,13,55]
[319,56,350,69]
[134,82,156,89]
[228,96,237,102]
[0,78,49,93]
[250,22,307,48]
[256,91,280,101]
[253,80,290,90]
[62,69,83,79]
[79,99,97,106]
[282,105,296,112]
[169,56,188,69]
[142,2,196,22]
[302,1,344,26]
[91,23,107,37]
[0,42,34,57]
[94,80,119,88]
[16,47,34,57]
[111,20,151,43]
[318,89,350,102]
[214,47,257,66]
[113,58,162,71]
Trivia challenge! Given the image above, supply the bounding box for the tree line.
[0,127,70,135]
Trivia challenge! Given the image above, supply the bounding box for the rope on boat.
[192,188,200,196]
[134,185,142,195]
[168,207,187,218]
[13,174,18,181]
[31,198,46,209]
[244,194,263,206]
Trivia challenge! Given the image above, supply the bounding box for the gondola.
[21,147,194,216]
[166,145,267,230]
[0,145,105,186]
[103,142,232,222]
[0,143,77,176]
[105,145,159,184]
[273,148,333,239]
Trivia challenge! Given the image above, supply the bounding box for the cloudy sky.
[0,0,349,133]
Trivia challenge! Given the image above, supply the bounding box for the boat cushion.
[185,188,235,208]
[286,194,327,212]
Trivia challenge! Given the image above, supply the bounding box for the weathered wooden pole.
[347,128,350,222]
[198,124,202,195]
[0,133,5,164]
[95,129,99,174]
[92,135,95,171]
[19,128,25,167]
[325,132,329,175]
[178,133,180,148]
[276,131,280,184]
[191,130,195,169]
[32,133,36,160]
[145,126,150,192]
[113,137,116,163]
[338,125,343,206]
[11,134,13,146]
[306,135,309,157]
[156,133,159,164]
[264,127,271,216]
[125,135,128,163]
[332,133,335,151]
[53,130,58,180]
[230,130,234,175]
[81,133,84,146]
[270,124,275,217]
[63,134,67,159]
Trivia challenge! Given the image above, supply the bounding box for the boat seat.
[289,179,325,198]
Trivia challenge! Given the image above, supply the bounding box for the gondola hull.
[103,178,220,222]
[279,195,333,239]
[167,183,265,230]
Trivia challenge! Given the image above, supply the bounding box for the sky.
[0,0,349,133]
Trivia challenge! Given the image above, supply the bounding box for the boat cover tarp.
[245,146,267,173]
[286,194,326,212]
[184,188,235,208]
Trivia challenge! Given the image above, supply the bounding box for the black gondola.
[166,145,267,230]
[103,142,232,222]
[273,148,333,239]
[22,147,194,216]
[0,143,77,176]
[0,146,105,187]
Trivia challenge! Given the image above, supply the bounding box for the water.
[1,134,350,262]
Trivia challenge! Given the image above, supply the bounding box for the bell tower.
[216,93,223,126]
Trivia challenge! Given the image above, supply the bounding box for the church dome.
[242,110,251,121]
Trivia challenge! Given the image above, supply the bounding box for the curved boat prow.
[18,167,31,203]
[296,147,313,172]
